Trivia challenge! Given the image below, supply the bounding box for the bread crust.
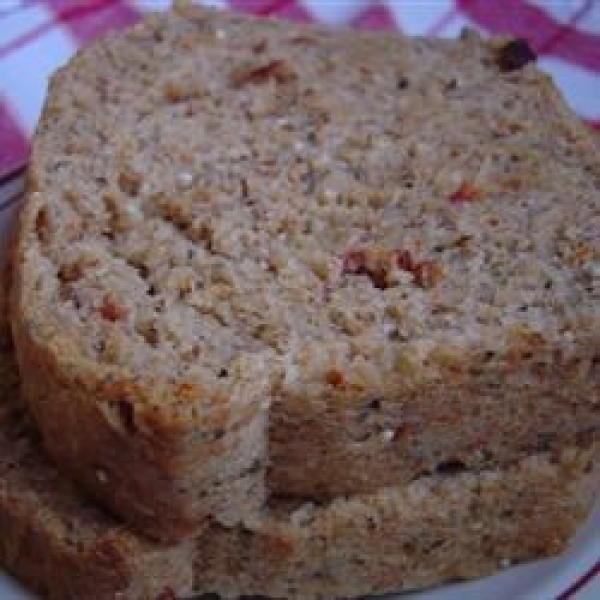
[11,3,600,540]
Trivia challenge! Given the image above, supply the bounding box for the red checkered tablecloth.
[1,0,599,179]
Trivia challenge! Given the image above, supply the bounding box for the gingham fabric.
[1,0,599,178]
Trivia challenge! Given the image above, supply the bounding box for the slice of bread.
[11,2,599,540]
[0,340,596,600]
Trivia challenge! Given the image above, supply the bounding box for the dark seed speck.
[497,39,536,73]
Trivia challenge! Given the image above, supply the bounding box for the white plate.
[0,179,597,600]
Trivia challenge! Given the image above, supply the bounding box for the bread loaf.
[11,2,600,540]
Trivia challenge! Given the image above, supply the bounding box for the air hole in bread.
[435,459,466,475]
[118,169,142,197]
[34,207,48,243]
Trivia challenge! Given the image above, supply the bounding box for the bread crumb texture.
[0,339,597,599]
[11,4,599,538]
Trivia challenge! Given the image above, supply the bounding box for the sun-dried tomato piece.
[393,249,415,272]
[412,260,443,289]
[449,182,483,204]
[342,247,442,290]
[341,250,368,275]
[325,369,344,387]
[566,243,594,267]
[342,250,388,290]
[231,60,295,88]
[176,382,198,399]
[99,296,127,322]
[393,250,443,289]
[367,267,388,290]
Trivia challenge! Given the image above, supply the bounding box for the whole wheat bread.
[11,2,600,540]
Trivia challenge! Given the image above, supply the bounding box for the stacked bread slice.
[3,2,599,598]
[0,340,595,599]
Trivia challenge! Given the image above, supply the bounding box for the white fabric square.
[384,0,455,35]
[0,3,50,47]
[539,56,600,119]
[0,23,75,134]
[300,0,374,25]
